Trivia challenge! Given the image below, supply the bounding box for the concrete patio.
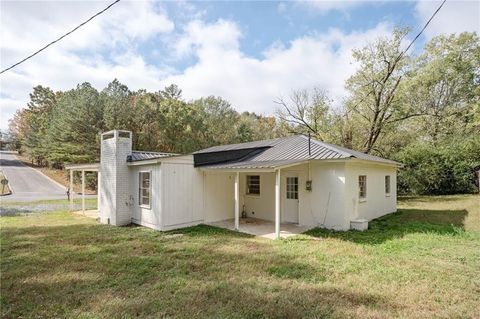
[208,217,310,239]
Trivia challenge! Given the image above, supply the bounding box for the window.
[286,177,298,199]
[358,175,367,199]
[246,175,260,195]
[139,171,151,207]
[385,175,391,195]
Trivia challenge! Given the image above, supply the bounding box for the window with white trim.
[139,171,151,207]
[385,175,391,195]
[358,175,367,199]
[286,177,299,199]
[246,175,260,195]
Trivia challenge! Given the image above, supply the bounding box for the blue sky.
[1,0,479,130]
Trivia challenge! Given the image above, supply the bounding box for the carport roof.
[127,151,178,162]
[195,135,401,169]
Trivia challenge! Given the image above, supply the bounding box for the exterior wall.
[300,162,349,230]
[344,161,397,222]
[242,172,275,221]
[129,164,162,230]
[160,156,204,230]
[99,131,132,226]
[204,172,235,223]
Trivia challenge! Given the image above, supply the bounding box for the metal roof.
[128,151,178,162]
[196,135,400,169]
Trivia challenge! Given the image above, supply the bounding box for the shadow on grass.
[1,222,398,318]
[398,195,474,203]
[305,208,468,245]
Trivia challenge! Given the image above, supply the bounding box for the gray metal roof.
[128,151,177,162]
[197,135,400,169]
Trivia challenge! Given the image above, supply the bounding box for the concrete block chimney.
[99,130,132,226]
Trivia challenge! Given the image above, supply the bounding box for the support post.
[69,169,74,211]
[234,172,240,231]
[97,171,101,214]
[275,169,281,239]
[81,170,85,214]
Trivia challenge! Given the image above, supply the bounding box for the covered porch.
[65,163,100,216]
[202,160,311,239]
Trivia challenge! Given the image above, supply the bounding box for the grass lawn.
[1,195,479,318]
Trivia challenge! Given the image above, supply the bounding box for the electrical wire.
[0,0,121,75]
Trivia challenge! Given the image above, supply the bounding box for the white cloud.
[299,0,365,14]
[0,0,174,129]
[414,0,479,38]
[161,20,392,114]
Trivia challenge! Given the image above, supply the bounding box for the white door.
[283,174,299,223]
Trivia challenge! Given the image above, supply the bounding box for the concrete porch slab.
[208,217,310,239]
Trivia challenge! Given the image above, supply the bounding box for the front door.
[283,174,299,223]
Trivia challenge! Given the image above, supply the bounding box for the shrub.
[395,136,480,195]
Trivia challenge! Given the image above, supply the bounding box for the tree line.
[7,30,480,195]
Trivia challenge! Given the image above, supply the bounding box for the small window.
[139,171,151,207]
[286,177,298,199]
[385,175,391,195]
[246,175,260,195]
[359,175,367,199]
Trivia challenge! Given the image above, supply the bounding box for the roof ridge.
[298,135,353,157]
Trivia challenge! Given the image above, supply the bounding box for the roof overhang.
[127,158,164,166]
[65,163,100,171]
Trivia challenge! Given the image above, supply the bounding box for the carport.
[65,163,100,214]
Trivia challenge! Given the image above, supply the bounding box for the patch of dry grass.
[1,195,479,318]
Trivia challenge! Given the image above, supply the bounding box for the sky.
[0,0,479,130]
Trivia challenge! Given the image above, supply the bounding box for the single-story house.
[81,130,401,239]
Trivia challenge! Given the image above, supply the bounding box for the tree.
[275,88,332,140]
[345,28,418,154]
[402,32,480,144]
[192,96,239,148]
[18,86,57,165]
[44,83,104,164]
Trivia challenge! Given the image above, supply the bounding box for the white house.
[89,130,400,239]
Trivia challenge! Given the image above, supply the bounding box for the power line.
[349,0,447,110]
[0,0,121,75]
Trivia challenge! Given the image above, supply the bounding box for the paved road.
[0,151,68,201]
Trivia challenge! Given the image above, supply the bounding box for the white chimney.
[99,130,132,226]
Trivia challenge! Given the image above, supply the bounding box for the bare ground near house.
[0,195,479,318]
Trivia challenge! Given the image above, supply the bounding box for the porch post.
[81,170,85,214]
[97,171,101,213]
[275,169,281,239]
[69,169,74,211]
[234,171,240,231]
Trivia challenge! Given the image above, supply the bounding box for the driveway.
[0,151,68,201]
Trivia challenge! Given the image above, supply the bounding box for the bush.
[395,137,480,195]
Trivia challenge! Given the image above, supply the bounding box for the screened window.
[385,175,391,195]
[359,175,367,199]
[139,171,151,207]
[286,177,298,199]
[246,175,260,195]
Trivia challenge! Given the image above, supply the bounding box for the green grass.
[1,198,98,207]
[1,195,479,318]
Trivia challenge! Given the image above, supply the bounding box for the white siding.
[242,172,275,221]
[344,162,397,222]
[299,162,349,230]
[204,172,235,222]
[129,164,162,230]
[160,156,204,230]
